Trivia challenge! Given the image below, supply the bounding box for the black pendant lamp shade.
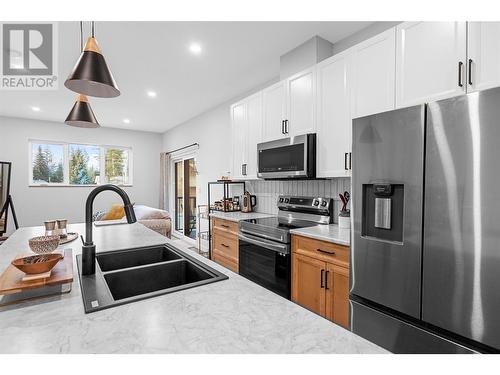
[65,95,100,128]
[64,36,120,98]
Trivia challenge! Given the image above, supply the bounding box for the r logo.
[2,23,53,76]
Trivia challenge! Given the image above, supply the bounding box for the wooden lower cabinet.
[211,218,239,273]
[291,234,350,329]
[292,253,326,315]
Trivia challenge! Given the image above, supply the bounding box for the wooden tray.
[59,232,78,245]
[0,249,73,296]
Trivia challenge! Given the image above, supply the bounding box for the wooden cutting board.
[0,249,73,295]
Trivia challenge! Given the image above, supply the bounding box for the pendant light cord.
[80,21,83,52]
[91,21,95,38]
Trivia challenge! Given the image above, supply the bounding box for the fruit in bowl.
[28,235,60,254]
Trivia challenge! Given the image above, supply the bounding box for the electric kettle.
[241,191,257,213]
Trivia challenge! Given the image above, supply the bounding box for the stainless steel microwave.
[257,134,316,179]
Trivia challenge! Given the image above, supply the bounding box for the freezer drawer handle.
[320,269,325,288]
[317,248,335,255]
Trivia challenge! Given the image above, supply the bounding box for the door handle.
[468,59,473,86]
[325,270,329,290]
[458,61,464,87]
[320,269,324,288]
[344,153,348,170]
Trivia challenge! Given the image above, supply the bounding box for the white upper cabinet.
[285,67,316,136]
[316,51,352,178]
[245,92,263,179]
[351,28,396,118]
[262,81,287,141]
[230,102,247,180]
[467,22,500,93]
[396,22,467,107]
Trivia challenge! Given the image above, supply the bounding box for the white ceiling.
[0,21,373,133]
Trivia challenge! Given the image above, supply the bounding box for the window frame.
[28,139,133,187]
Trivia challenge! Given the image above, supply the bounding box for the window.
[29,140,132,186]
[104,147,130,185]
[31,142,65,184]
[69,144,101,185]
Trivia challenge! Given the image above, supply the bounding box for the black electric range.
[238,196,333,299]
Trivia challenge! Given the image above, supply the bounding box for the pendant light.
[65,94,100,128]
[65,22,100,128]
[64,21,120,98]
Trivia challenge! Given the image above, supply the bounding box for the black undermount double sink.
[77,245,228,313]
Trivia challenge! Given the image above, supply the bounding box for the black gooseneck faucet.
[82,184,137,275]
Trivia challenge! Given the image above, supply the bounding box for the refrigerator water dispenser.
[362,183,404,242]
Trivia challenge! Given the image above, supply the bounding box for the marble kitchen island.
[0,223,386,354]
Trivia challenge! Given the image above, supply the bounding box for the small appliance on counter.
[238,195,333,299]
[241,191,257,213]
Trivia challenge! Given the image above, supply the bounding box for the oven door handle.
[238,232,289,254]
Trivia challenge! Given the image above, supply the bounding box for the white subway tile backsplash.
[246,178,350,223]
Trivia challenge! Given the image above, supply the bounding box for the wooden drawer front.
[292,235,349,267]
[213,252,238,273]
[212,218,239,235]
[213,232,238,264]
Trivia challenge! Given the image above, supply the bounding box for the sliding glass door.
[173,157,197,239]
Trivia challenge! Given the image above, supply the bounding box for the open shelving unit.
[207,180,246,259]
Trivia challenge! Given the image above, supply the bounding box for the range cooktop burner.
[242,217,318,230]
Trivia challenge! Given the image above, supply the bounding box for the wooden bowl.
[11,253,63,275]
[28,235,60,254]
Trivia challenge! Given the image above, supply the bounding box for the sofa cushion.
[134,205,170,220]
[103,204,126,220]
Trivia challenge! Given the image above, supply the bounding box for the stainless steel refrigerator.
[350,86,500,353]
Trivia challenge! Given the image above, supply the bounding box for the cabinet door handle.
[458,61,464,87]
[281,120,285,134]
[349,152,352,170]
[241,164,244,176]
[242,163,247,176]
[468,59,473,86]
[320,269,325,288]
[285,119,289,134]
[344,153,348,170]
[325,270,330,290]
[317,248,335,255]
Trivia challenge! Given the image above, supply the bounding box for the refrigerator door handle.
[458,61,464,87]
[468,59,473,86]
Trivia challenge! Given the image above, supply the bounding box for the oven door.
[238,232,291,299]
[257,134,315,179]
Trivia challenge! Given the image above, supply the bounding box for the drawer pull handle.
[221,243,229,248]
[220,224,230,228]
[317,248,335,255]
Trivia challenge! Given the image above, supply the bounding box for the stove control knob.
[279,198,284,203]
[284,198,290,203]
[321,201,327,207]
[313,200,319,206]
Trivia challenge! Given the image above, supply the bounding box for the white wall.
[0,116,162,233]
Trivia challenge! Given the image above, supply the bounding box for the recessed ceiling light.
[31,106,40,112]
[123,118,131,124]
[189,43,202,55]
[147,91,157,98]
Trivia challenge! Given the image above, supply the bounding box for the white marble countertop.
[209,211,275,222]
[0,222,384,353]
[290,224,351,246]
